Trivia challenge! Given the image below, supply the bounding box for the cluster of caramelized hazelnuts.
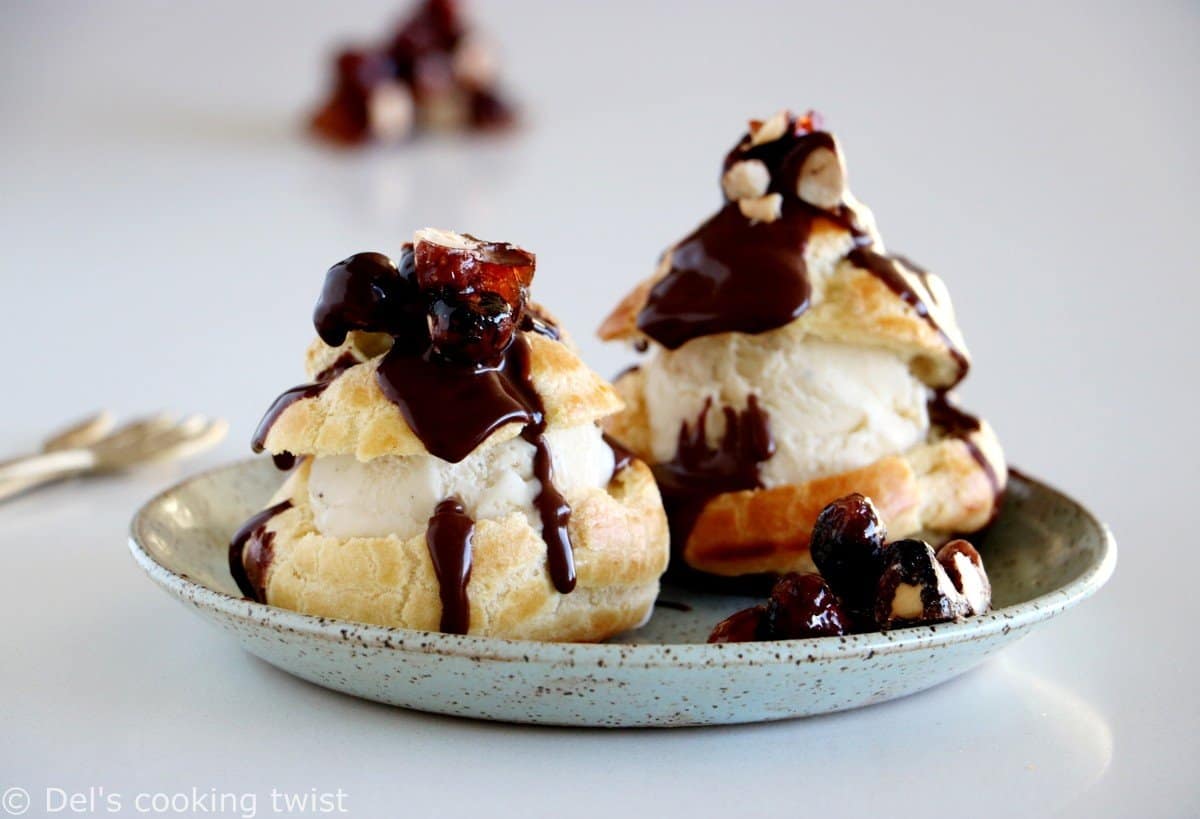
[708,494,992,643]
[313,231,537,366]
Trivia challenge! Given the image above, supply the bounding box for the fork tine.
[97,413,177,449]
[43,411,115,452]
[123,415,209,453]
[109,417,229,467]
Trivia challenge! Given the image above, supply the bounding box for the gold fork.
[0,412,228,502]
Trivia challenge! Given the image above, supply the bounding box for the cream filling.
[641,332,930,487]
[307,424,615,540]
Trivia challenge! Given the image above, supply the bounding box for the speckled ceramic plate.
[129,459,1115,727]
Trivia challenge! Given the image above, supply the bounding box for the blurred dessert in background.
[599,110,1006,589]
[310,0,515,146]
[232,229,668,640]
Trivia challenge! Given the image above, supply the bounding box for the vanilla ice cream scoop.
[642,331,929,489]
[309,424,615,540]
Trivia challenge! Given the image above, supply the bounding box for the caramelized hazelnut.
[874,539,967,630]
[809,493,888,612]
[936,539,992,615]
[426,289,517,365]
[412,228,534,309]
[313,251,422,347]
[763,573,850,638]
[707,605,768,644]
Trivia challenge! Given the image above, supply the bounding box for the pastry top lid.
[598,110,970,389]
[254,229,621,462]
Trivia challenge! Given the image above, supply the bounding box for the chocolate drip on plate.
[654,599,692,612]
[425,498,475,634]
[229,500,293,602]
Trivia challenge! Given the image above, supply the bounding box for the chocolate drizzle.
[603,432,635,478]
[425,498,475,633]
[847,247,969,385]
[374,335,540,463]
[228,500,293,602]
[251,354,360,454]
[653,395,775,563]
[928,391,1002,505]
[246,234,580,627]
[639,200,862,350]
[637,124,868,350]
[657,396,775,494]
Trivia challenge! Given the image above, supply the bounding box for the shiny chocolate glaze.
[425,498,475,634]
[228,500,293,602]
[637,122,869,350]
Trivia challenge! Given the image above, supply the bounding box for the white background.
[2,1,1197,817]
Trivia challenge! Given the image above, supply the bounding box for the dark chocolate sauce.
[603,432,635,479]
[252,236,580,621]
[228,500,293,602]
[654,599,692,612]
[847,248,969,385]
[639,200,860,350]
[653,395,775,571]
[635,117,966,375]
[374,335,540,463]
[425,498,475,634]
[928,391,1003,507]
[637,124,867,350]
[251,354,360,454]
[511,338,576,594]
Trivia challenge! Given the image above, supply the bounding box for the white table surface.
[2,2,1196,817]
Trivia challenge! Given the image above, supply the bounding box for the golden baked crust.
[598,226,967,389]
[678,427,1006,577]
[604,364,1006,577]
[263,332,623,461]
[257,457,670,641]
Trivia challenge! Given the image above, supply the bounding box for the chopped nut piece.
[737,193,783,224]
[749,109,789,146]
[936,539,992,615]
[875,539,968,629]
[721,159,771,201]
[796,144,846,209]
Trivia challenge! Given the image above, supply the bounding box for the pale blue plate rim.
[129,460,1116,667]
